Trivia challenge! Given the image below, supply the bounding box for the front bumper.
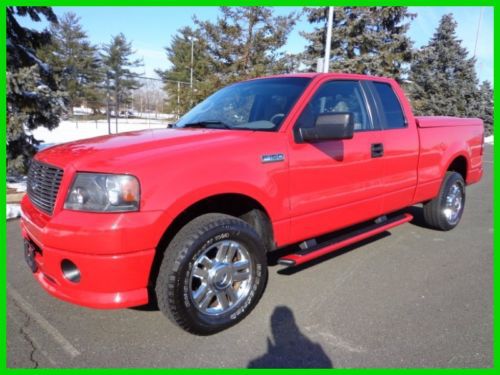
[20,195,162,309]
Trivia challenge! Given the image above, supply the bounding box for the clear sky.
[18,6,494,84]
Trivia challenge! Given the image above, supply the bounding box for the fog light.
[61,259,80,283]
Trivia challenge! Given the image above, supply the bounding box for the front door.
[287,80,386,243]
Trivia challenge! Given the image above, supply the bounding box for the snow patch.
[485,135,494,145]
[7,204,21,220]
[8,181,27,192]
[28,119,173,146]
[19,44,50,74]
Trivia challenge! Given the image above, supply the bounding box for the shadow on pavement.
[247,306,333,368]
[269,232,390,275]
[129,291,159,311]
[405,205,431,229]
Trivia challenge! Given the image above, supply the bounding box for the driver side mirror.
[298,112,354,143]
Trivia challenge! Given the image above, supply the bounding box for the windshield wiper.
[180,120,232,129]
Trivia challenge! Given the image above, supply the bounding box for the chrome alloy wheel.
[189,240,253,316]
[443,182,463,225]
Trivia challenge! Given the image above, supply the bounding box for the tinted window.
[176,78,311,131]
[373,82,406,129]
[296,80,372,131]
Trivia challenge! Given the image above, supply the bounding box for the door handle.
[371,143,384,158]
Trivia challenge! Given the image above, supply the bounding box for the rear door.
[364,80,419,213]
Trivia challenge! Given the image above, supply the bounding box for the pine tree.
[101,33,142,127]
[38,12,102,115]
[477,81,493,136]
[158,7,298,116]
[156,26,212,116]
[7,6,66,174]
[408,14,479,118]
[301,7,415,82]
[195,7,299,82]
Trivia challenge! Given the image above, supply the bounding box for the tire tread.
[155,213,266,334]
[422,171,465,231]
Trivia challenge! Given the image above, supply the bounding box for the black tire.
[155,213,268,335]
[423,171,466,231]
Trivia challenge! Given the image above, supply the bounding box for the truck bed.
[416,116,483,128]
[413,116,484,204]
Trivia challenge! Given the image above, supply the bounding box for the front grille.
[27,160,64,215]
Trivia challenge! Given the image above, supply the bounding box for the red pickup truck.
[21,73,484,334]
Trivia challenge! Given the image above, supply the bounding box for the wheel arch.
[148,192,275,294]
[161,192,274,249]
[445,154,469,182]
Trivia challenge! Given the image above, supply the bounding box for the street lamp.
[323,6,334,73]
[189,36,196,91]
[105,70,112,135]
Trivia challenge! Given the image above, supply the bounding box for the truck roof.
[255,72,395,83]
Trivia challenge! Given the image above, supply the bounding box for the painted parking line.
[7,309,58,366]
[8,285,81,358]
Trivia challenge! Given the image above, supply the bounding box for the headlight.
[64,173,140,212]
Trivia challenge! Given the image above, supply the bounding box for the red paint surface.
[21,73,484,308]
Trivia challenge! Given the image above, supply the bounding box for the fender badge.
[261,153,285,163]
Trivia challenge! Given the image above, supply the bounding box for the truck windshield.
[175,77,311,131]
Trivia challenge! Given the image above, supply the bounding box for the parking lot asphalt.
[7,145,493,368]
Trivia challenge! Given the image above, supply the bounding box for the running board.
[278,213,413,267]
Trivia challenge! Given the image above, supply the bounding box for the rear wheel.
[155,213,268,335]
[423,171,466,231]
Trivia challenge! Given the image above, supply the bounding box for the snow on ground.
[29,118,172,146]
[6,118,173,217]
[7,181,27,192]
[485,135,494,145]
[7,204,21,220]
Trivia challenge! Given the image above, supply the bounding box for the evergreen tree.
[477,81,493,136]
[301,7,415,82]
[195,7,299,82]
[38,12,102,115]
[101,33,142,126]
[408,14,479,118]
[7,6,66,174]
[158,7,298,116]
[156,27,212,116]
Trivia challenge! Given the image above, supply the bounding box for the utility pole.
[115,84,119,134]
[323,6,334,73]
[177,81,180,119]
[190,36,195,90]
[189,36,196,107]
[106,71,111,135]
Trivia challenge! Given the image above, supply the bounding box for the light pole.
[323,6,334,73]
[189,36,196,91]
[105,71,111,135]
[189,36,197,107]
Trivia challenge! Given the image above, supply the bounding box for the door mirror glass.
[299,112,354,142]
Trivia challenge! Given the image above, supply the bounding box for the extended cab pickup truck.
[21,73,484,334]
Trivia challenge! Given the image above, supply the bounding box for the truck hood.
[35,128,253,171]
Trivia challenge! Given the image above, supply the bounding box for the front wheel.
[423,171,466,231]
[155,213,268,335]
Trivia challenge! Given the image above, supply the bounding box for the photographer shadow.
[248,306,333,368]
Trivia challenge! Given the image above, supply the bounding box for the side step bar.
[278,213,413,267]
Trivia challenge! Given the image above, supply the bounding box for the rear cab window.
[371,82,407,129]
